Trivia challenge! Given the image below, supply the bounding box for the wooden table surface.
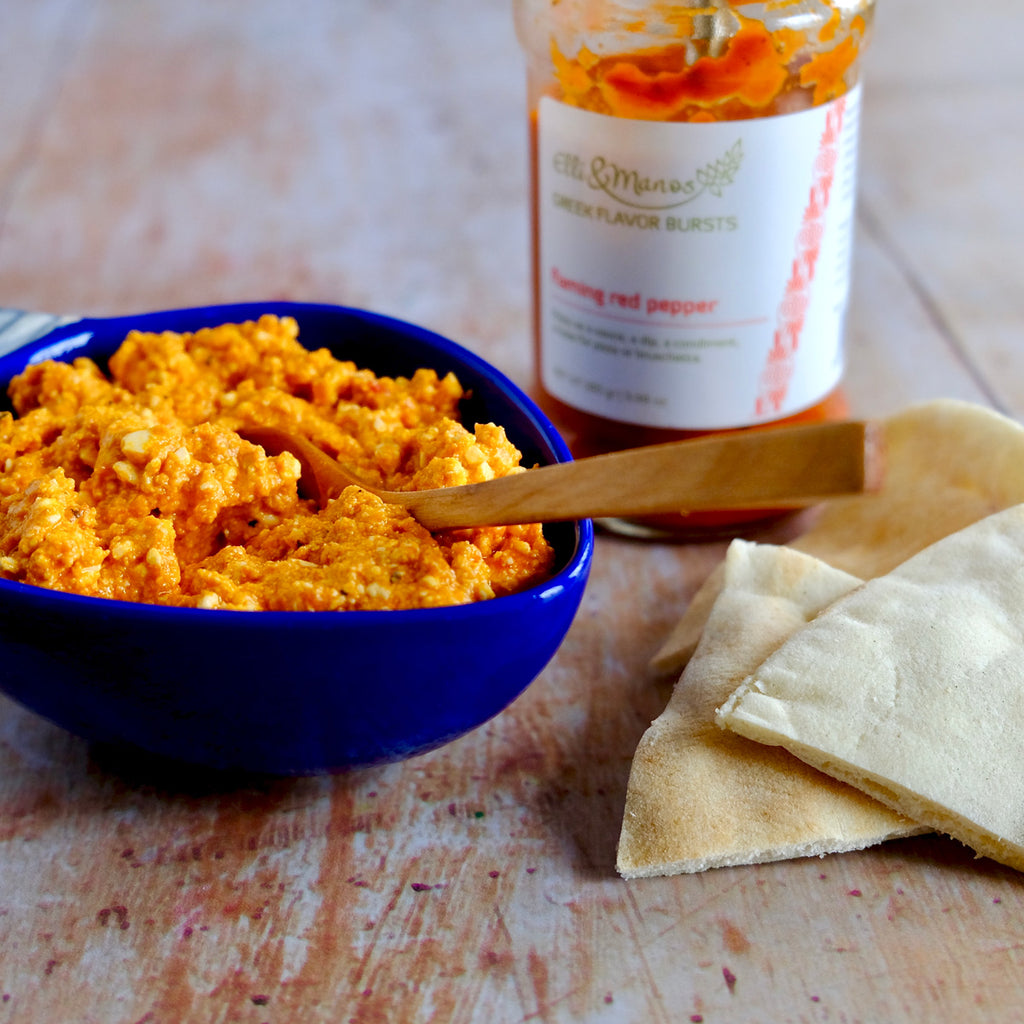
[2,2,1023,1021]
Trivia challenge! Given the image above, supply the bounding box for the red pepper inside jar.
[514,0,877,537]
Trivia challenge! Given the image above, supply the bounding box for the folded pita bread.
[616,540,922,878]
[652,400,1024,676]
[718,504,1024,872]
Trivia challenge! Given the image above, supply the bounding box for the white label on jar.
[537,88,861,430]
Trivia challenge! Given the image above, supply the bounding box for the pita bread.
[652,400,1024,676]
[616,540,922,878]
[718,504,1024,873]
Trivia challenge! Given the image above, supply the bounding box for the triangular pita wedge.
[652,400,1024,676]
[616,540,922,878]
[718,504,1024,873]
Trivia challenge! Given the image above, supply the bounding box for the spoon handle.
[405,420,881,529]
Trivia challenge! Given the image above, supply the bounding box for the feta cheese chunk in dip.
[0,315,555,610]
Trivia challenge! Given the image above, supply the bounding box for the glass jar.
[514,0,876,537]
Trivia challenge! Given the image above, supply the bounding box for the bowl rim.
[0,300,594,623]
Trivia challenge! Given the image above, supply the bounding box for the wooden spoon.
[240,421,881,530]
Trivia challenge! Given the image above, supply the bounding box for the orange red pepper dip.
[0,315,554,610]
[548,8,869,123]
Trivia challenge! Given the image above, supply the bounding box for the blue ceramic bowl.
[0,302,593,774]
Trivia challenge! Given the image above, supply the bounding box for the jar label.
[536,88,861,429]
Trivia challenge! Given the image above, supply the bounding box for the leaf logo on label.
[586,140,743,211]
[696,141,744,198]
